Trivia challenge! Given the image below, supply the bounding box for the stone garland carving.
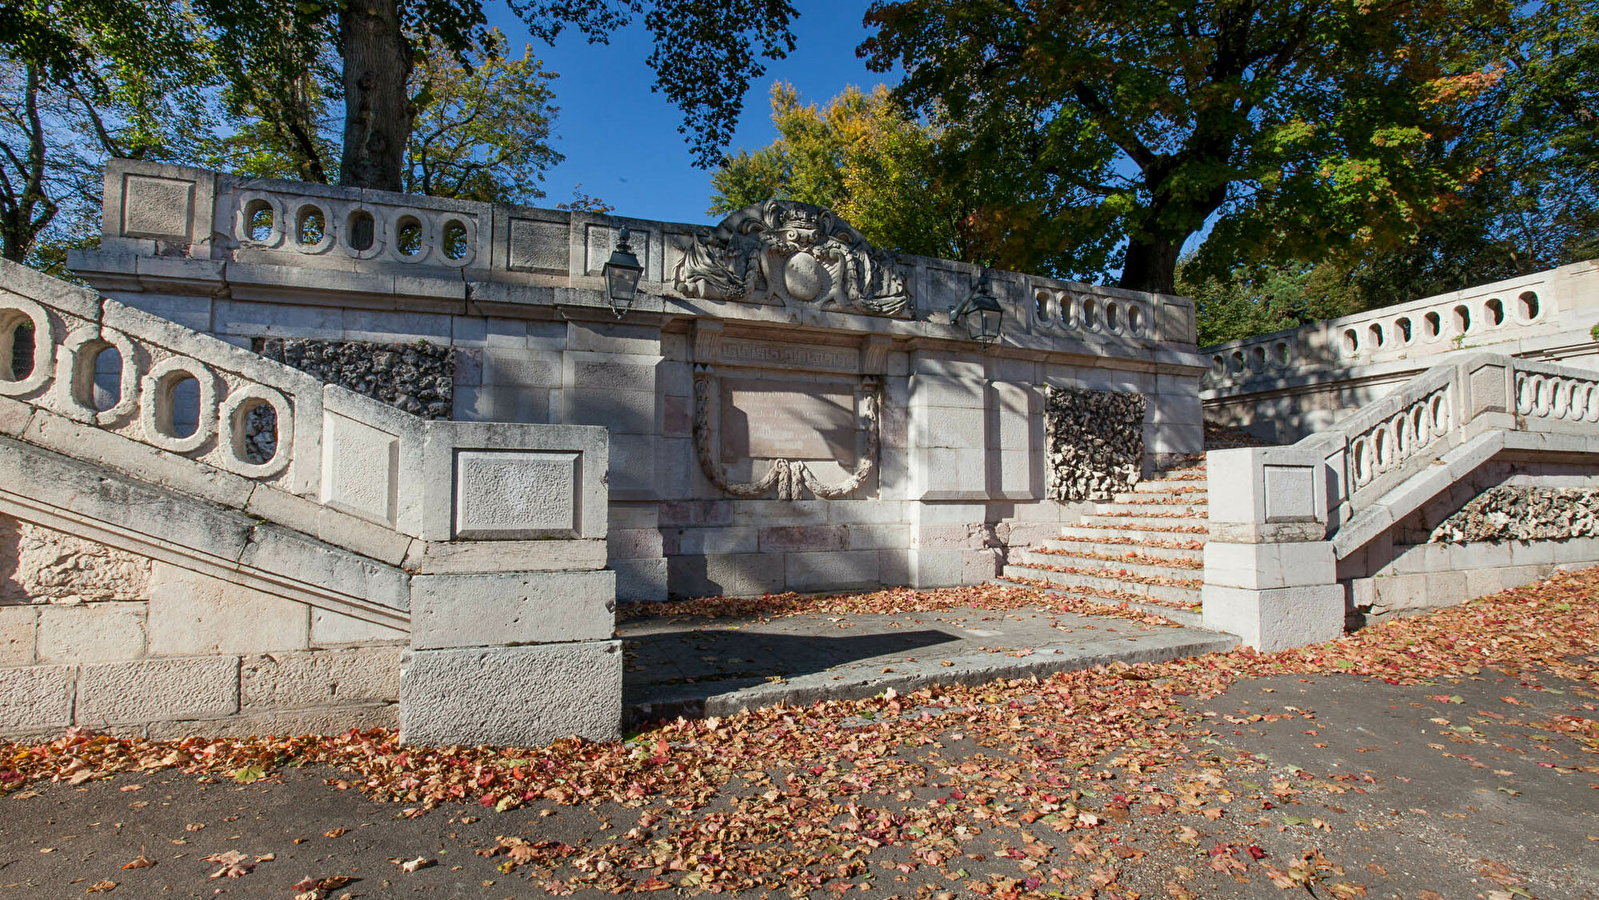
[1045,387,1145,502]
[673,200,910,316]
[692,370,880,500]
[1429,486,1599,543]
[257,338,454,419]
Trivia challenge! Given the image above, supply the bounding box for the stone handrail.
[0,259,607,567]
[1204,350,1599,650]
[1199,263,1593,388]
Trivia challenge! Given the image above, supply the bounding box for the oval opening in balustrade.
[1105,301,1120,332]
[1430,393,1447,431]
[1212,355,1226,377]
[1410,404,1428,446]
[236,399,279,464]
[1518,291,1539,322]
[1058,295,1073,328]
[1034,291,1051,325]
[1485,297,1505,326]
[296,206,326,246]
[1342,329,1359,356]
[161,375,202,439]
[1453,304,1471,335]
[1424,311,1441,339]
[1273,341,1290,366]
[1082,297,1098,329]
[396,216,425,257]
[4,316,34,382]
[1250,345,1266,372]
[347,210,376,252]
[1554,380,1571,418]
[245,200,274,243]
[1368,322,1385,348]
[442,220,470,261]
[1230,350,1244,373]
[91,345,123,411]
[1392,414,1409,457]
[1395,317,1412,343]
[1127,304,1144,335]
[1374,425,1391,469]
[1351,438,1371,484]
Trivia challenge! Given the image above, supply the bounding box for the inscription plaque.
[720,380,857,463]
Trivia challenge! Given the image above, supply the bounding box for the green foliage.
[861,0,1518,293]
[404,33,561,203]
[554,184,615,214]
[1182,262,1363,348]
[710,84,971,261]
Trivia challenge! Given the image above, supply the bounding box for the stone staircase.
[1002,462,1210,625]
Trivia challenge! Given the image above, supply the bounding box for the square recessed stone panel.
[507,218,570,272]
[454,450,579,539]
[1263,464,1316,521]
[122,175,194,241]
[584,224,649,276]
[322,411,399,525]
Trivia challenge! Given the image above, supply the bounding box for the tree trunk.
[1116,236,1182,295]
[338,0,412,192]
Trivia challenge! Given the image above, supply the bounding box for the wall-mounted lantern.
[602,227,644,317]
[949,269,1004,343]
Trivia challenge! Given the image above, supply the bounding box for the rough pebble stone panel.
[1431,486,1599,543]
[76,656,239,726]
[257,338,453,419]
[1045,387,1145,502]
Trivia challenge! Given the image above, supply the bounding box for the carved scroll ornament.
[692,370,879,500]
[672,201,910,317]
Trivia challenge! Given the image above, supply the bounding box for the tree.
[0,3,212,264]
[710,83,971,260]
[861,0,1512,294]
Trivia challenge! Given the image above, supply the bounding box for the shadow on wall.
[0,515,21,602]
[0,513,153,603]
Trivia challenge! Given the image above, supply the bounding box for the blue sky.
[484,1,887,225]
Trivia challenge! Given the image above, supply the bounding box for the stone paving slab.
[619,605,1237,727]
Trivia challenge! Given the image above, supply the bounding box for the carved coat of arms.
[672,201,910,317]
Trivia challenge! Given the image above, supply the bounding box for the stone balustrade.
[1200,261,1599,443]
[1204,351,1599,650]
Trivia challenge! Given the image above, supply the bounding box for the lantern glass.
[602,227,644,315]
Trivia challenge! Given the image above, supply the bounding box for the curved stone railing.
[1200,265,1586,389]
[230,182,487,271]
[0,259,608,553]
[1203,351,1599,651]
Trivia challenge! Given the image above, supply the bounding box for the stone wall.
[69,160,1210,603]
[257,338,454,419]
[1044,387,1146,502]
[1428,486,1599,543]
[0,514,404,740]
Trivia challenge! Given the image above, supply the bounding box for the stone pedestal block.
[399,641,622,747]
[1201,582,1345,652]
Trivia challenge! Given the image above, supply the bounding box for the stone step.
[1017,548,1200,579]
[1004,564,1202,606]
[1082,513,1211,530]
[1113,489,1208,504]
[1131,480,1208,495]
[1039,537,1204,562]
[1060,524,1210,542]
[1093,501,1208,516]
[998,580,1206,629]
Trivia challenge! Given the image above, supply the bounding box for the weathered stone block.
[846,524,910,551]
[147,564,311,656]
[667,553,784,599]
[311,609,408,648]
[758,525,847,553]
[241,647,401,710]
[410,571,615,650]
[400,641,622,746]
[146,702,397,739]
[1201,584,1344,652]
[36,604,145,664]
[611,557,667,603]
[0,605,36,667]
[785,550,879,591]
[121,174,194,241]
[76,656,238,726]
[0,665,73,730]
[321,410,399,525]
